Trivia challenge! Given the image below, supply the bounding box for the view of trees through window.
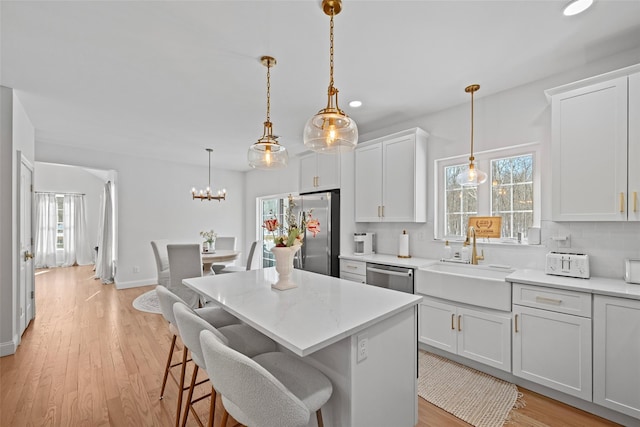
[260,196,287,267]
[444,165,478,237]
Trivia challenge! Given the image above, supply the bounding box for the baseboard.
[0,338,17,357]
[115,278,156,290]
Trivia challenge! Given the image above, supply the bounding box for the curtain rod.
[35,191,86,196]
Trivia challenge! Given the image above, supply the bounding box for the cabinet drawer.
[340,271,366,284]
[340,259,366,276]
[513,283,591,318]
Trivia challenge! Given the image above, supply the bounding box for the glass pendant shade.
[248,123,288,169]
[456,162,487,186]
[303,109,358,154]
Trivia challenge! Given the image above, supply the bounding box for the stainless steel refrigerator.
[292,190,340,277]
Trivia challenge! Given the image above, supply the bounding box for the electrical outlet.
[133,266,140,273]
[357,334,368,362]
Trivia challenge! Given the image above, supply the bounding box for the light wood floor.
[0,265,622,427]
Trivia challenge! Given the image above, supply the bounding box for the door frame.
[17,152,35,340]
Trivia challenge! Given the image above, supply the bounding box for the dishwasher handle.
[366,266,413,278]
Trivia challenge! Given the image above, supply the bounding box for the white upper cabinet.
[299,152,340,194]
[548,66,640,221]
[354,128,428,222]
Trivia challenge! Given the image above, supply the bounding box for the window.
[436,143,539,242]
[56,195,64,249]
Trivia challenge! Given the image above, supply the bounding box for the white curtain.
[61,194,93,267]
[95,181,115,284]
[34,193,57,268]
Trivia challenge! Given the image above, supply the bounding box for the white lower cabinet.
[339,259,366,284]
[419,296,511,372]
[512,284,592,401]
[593,295,640,419]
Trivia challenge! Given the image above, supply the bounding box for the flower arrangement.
[199,229,217,244]
[263,195,320,247]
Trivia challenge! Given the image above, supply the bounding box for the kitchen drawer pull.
[347,265,358,269]
[457,315,462,332]
[535,296,562,305]
[366,267,412,277]
[514,314,519,333]
[620,192,625,213]
[451,314,455,330]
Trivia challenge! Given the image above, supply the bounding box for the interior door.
[19,156,35,335]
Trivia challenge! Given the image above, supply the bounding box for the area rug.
[418,350,524,427]
[132,289,161,314]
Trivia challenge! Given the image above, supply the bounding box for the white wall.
[35,142,246,288]
[34,162,105,261]
[0,88,35,356]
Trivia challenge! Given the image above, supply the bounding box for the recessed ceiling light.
[563,0,593,16]
[349,100,362,108]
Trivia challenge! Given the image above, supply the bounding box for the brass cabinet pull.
[457,315,462,332]
[620,192,625,213]
[515,314,519,333]
[451,314,455,330]
[634,191,638,213]
[381,205,385,218]
[378,206,382,217]
[536,296,562,305]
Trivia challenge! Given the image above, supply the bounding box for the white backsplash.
[356,221,640,280]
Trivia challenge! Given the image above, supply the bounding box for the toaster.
[545,252,590,279]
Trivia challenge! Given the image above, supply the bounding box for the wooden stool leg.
[316,409,324,427]
[175,346,189,427]
[181,364,199,427]
[160,334,177,399]
[220,407,229,427]
[207,387,217,427]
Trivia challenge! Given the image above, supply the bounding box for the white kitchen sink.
[416,262,514,311]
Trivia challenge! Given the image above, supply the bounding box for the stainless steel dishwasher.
[365,263,414,294]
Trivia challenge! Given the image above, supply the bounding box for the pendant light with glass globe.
[248,56,288,169]
[303,0,358,154]
[456,84,487,186]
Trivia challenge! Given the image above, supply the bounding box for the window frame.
[434,142,541,242]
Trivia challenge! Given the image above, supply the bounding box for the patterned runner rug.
[132,289,161,314]
[418,350,524,427]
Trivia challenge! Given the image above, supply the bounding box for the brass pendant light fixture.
[303,0,358,154]
[456,84,487,187]
[191,148,227,201]
[248,56,288,169]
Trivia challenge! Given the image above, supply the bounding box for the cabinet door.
[315,153,340,191]
[594,296,640,419]
[382,134,418,222]
[418,299,456,354]
[457,307,511,372]
[551,77,628,221]
[629,73,640,221]
[355,143,383,222]
[513,305,592,400]
[299,153,318,194]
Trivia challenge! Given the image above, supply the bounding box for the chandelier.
[191,148,226,201]
[248,56,288,169]
[303,0,358,154]
[456,84,487,187]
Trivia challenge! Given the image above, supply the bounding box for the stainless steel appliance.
[292,190,340,277]
[354,232,374,255]
[366,263,414,294]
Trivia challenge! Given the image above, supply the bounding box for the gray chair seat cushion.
[252,352,333,413]
[218,324,277,358]
[194,306,239,328]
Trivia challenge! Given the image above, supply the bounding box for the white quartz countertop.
[506,269,640,300]
[339,253,438,269]
[183,268,423,357]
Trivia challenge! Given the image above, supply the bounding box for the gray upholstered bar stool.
[156,286,240,427]
[173,302,277,427]
[200,329,333,427]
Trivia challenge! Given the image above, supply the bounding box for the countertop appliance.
[366,262,414,294]
[292,190,340,277]
[545,251,590,279]
[354,232,374,255]
[624,259,640,284]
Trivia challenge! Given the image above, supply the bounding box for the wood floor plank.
[0,265,626,427]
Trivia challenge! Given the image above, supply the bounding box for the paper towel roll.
[398,231,410,258]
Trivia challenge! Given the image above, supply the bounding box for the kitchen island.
[183,267,422,427]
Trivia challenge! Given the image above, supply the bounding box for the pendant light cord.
[470,88,474,161]
[266,59,271,123]
[329,8,335,90]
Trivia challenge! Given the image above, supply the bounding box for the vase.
[271,245,300,291]
[203,241,210,253]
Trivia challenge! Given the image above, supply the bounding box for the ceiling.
[3,0,640,171]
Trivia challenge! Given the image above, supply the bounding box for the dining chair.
[167,243,204,308]
[155,286,240,427]
[173,303,277,427]
[200,329,333,427]
[217,240,259,274]
[151,240,171,287]
[211,236,237,274]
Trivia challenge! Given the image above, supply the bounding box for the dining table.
[183,267,422,427]
[201,250,240,274]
